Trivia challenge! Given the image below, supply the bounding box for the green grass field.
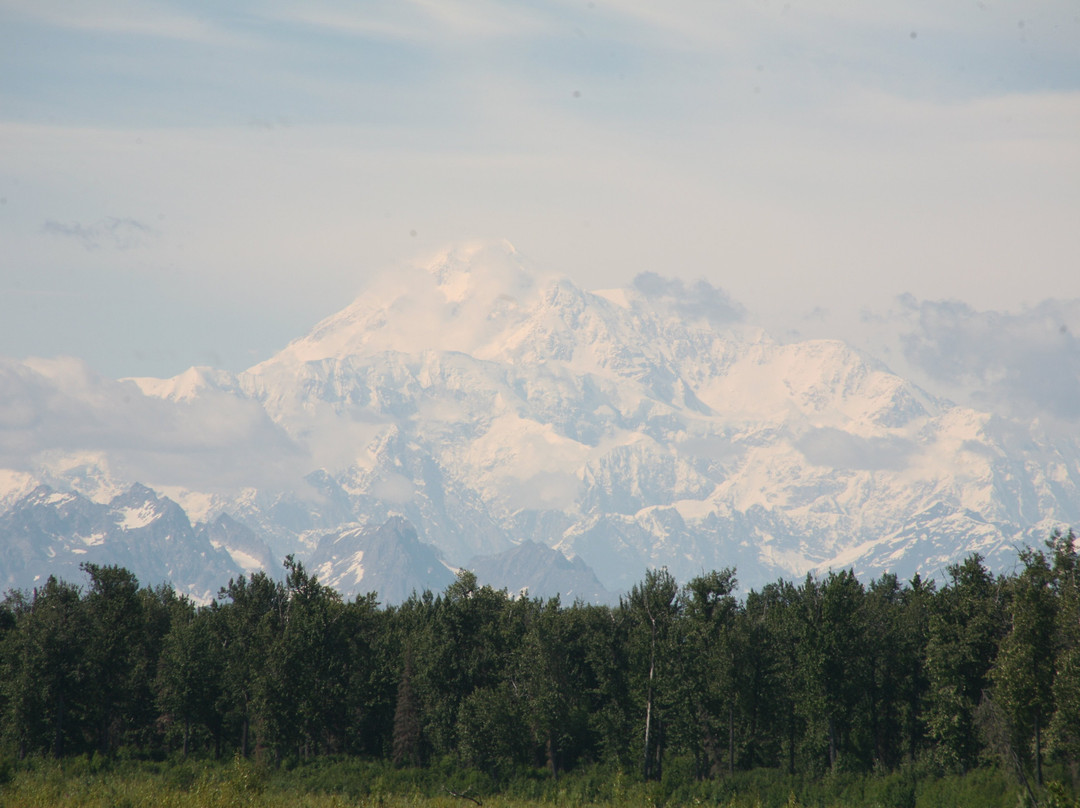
[2,754,1070,808]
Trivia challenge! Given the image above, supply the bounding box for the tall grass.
[0,754,1071,808]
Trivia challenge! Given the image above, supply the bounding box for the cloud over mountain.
[632,272,745,325]
[795,427,915,472]
[0,357,305,494]
[897,296,1080,422]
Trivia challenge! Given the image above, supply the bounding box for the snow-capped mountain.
[468,540,613,604]
[2,241,1078,599]
[307,516,456,603]
[0,483,254,601]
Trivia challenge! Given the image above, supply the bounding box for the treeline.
[2,533,1080,796]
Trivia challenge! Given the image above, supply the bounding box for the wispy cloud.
[2,0,1078,380]
[796,426,915,472]
[0,357,308,492]
[2,0,248,46]
[264,0,553,46]
[632,273,745,326]
[42,217,156,251]
[898,297,1080,422]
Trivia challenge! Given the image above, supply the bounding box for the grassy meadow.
[2,754,1072,808]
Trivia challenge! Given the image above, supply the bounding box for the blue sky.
[1,0,1078,378]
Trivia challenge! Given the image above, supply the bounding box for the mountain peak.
[309,516,454,602]
[110,482,158,507]
[127,366,239,402]
[468,540,613,603]
[250,240,550,370]
[425,240,539,316]
[426,239,527,300]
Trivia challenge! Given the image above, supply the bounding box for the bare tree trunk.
[547,732,558,779]
[643,615,657,780]
[655,718,664,782]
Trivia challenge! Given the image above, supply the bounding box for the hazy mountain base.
[0,755,1067,808]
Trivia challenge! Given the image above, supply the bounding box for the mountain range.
[2,241,1076,601]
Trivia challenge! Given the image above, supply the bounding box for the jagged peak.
[113,481,157,503]
[375,514,419,541]
[21,483,71,508]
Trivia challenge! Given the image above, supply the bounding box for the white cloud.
[268,0,553,43]
[2,0,1078,378]
[0,357,310,492]
[897,297,1080,423]
[1,0,248,46]
[796,427,915,471]
[632,273,745,326]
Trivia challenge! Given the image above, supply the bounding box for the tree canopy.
[2,536,1079,797]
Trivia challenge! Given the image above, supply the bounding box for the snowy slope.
[307,516,456,604]
[0,483,249,601]
[221,242,1079,590]
[4,241,1079,596]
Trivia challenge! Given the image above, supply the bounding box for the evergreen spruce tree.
[925,555,1005,771]
[682,569,739,777]
[818,570,868,770]
[82,563,144,754]
[992,549,1056,786]
[215,571,284,758]
[10,577,88,758]
[156,599,218,757]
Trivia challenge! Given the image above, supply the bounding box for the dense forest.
[2,532,1080,802]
